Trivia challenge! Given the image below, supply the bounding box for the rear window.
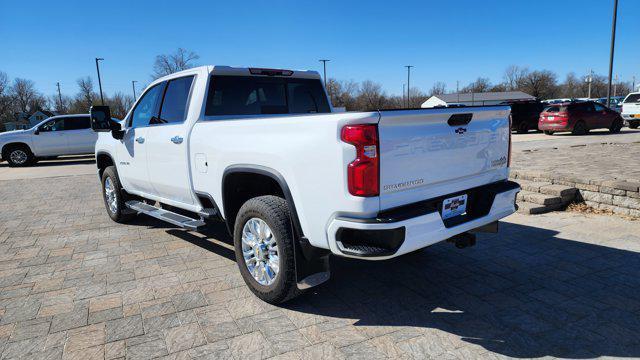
[543,106,567,113]
[624,94,640,103]
[205,76,330,116]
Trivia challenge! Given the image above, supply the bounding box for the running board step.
[125,201,206,231]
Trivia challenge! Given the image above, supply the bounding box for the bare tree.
[153,48,199,79]
[429,82,447,96]
[503,65,529,91]
[462,77,492,93]
[519,70,559,99]
[357,80,387,110]
[75,77,97,112]
[0,71,11,123]
[106,92,134,119]
[11,78,42,113]
[326,78,359,110]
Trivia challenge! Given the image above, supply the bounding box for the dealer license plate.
[442,194,468,220]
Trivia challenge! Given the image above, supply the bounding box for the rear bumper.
[326,180,520,260]
[538,122,571,131]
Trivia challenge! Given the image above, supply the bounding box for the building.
[28,110,55,127]
[421,91,535,108]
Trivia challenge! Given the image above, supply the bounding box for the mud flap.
[294,237,331,290]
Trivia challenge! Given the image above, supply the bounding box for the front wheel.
[543,130,554,135]
[234,195,299,304]
[101,166,135,223]
[572,121,588,135]
[629,121,639,129]
[4,145,36,167]
[516,122,529,134]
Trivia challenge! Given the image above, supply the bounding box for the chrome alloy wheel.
[9,149,28,165]
[241,218,279,286]
[104,177,118,214]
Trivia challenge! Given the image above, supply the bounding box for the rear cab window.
[624,94,640,103]
[205,76,330,116]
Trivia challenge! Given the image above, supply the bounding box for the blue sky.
[1,0,639,98]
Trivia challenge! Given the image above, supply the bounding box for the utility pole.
[456,81,460,102]
[132,80,138,100]
[606,0,618,108]
[56,82,63,112]
[633,76,636,91]
[613,74,619,97]
[587,69,593,98]
[402,84,406,108]
[319,59,330,90]
[405,65,413,108]
[95,58,105,105]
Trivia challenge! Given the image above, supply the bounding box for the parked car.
[89,65,520,304]
[502,100,545,133]
[539,101,623,135]
[0,114,98,167]
[593,96,624,112]
[621,92,640,129]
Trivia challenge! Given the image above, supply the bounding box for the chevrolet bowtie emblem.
[455,127,467,135]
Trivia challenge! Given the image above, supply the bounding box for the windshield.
[624,93,640,103]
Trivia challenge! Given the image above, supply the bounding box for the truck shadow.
[280,222,640,358]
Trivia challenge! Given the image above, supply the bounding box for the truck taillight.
[341,124,379,197]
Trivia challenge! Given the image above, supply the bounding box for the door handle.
[170,136,183,144]
[135,137,145,144]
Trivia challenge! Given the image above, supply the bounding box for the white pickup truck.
[622,92,640,129]
[90,65,520,303]
[0,114,98,166]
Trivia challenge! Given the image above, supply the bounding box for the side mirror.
[90,105,119,132]
[34,129,40,135]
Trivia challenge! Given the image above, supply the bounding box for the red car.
[539,101,623,135]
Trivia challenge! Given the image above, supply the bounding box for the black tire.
[572,121,588,135]
[609,118,623,133]
[233,195,299,304]
[629,121,639,129]
[516,122,529,134]
[543,130,554,135]
[101,166,135,223]
[3,145,36,167]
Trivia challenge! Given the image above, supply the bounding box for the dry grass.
[567,202,638,221]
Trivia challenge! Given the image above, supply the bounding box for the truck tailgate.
[378,106,511,210]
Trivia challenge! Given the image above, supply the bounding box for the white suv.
[0,114,98,167]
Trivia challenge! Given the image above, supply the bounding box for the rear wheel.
[234,195,299,304]
[3,145,36,167]
[543,130,554,135]
[572,121,588,135]
[101,166,135,223]
[609,118,623,133]
[629,121,639,129]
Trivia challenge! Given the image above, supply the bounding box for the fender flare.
[222,164,304,238]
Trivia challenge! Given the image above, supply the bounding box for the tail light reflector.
[341,124,379,197]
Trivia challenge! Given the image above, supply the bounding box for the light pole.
[402,84,406,107]
[587,69,593,98]
[95,58,105,105]
[614,74,619,97]
[319,59,330,90]
[132,80,138,100]
[56,82,63,112]
[405,65,413,108]
[606,0,618,108]
[633,76,636,91]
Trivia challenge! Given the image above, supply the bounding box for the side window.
[157,76,195,124]
[40,118,65,132]
[64,117,91,130]
[593,103,606,112]
[130,83,165,128]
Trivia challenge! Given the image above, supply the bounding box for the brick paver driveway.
[1,174,639,359]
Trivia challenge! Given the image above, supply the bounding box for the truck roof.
[154,65,322,83]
